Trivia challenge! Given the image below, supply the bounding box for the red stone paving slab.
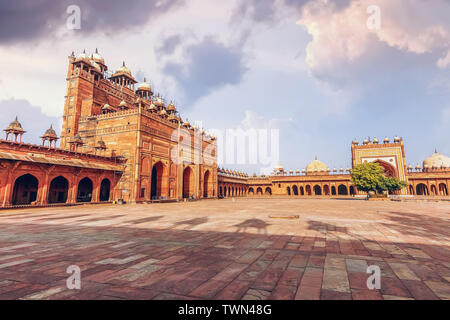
[380,276,412,298]
[251,266,285,291]
[278,268,304,287]
[0,198,448,300]
[297,267,323,290]
[236,259,271,282]
[215,280,251,300]
[351,289,383,300]
[348,272,371,290]
[401,279,440,300]
[294,285,321,300]
[189,280,229,299]
[270,284,297,300]
[100,286,159,300]
[321,289,352,300]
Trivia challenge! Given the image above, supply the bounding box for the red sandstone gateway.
[1,50,219,207]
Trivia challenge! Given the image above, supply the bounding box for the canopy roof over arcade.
[0,151,123,171]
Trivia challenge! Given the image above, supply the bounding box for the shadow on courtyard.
[127,216,165,225]
[306,220,348,235]
[234,219,270,235]
[0,212,448,300]
[382,211,449,242]
[171,217,209,229]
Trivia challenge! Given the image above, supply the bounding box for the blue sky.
[0,0,449,175]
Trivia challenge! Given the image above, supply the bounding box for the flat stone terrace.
[0,198,449,300]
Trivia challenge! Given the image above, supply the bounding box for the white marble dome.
[423,151,450,169]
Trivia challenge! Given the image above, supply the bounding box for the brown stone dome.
[43,125,57,138]
[6,117,24,132]
[167,102,176,112]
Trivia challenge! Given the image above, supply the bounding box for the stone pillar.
[39,173,50,205]
[69,176,78,204]
[199,166,204,198]
[2,172,13,207]
[92,176,101,203]
[163,166,169,199]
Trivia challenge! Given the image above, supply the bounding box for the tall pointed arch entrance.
[151,161,165,199]
[203,170,211,198]
[183,167,194,199]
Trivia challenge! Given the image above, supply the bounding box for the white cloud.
[299,0,371,72]
[297,0,450,80]
[241,110,293,130]
[0,0,242,117]
[437,50,450,69]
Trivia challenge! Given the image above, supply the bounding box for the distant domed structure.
[77,50,89,60]
[6,116,24,132]
[167,102,176,113]
[306,157,329,174]
[138,82,151,90]
[109,61,136,88]
[101,103,114,114]
[153,95,165,109]
[93,138,107,155]
[4,116,25,142]
[136,77,152,100]
[45,126,57,136]
[423,150,450,169]
[274,163,284,174]
[41,125,58,140]
[114,61,131,75]
[91,48,104,64]
[69,133,84,152]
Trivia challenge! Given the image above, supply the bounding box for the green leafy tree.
[351,162,385,194]
[382,176,408,194]
[351,162,407,195]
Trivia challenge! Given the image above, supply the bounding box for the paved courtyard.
[0,198,449,300]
